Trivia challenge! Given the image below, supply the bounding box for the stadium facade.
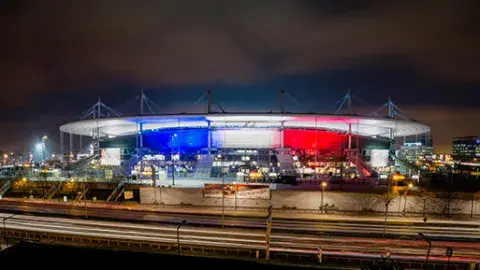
[59,91,431,183]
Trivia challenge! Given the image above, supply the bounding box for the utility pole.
[207,88,212,114]
[383,177,391,237]
[177,220,186,256]
[83,182,88,219]
[418,233,431,270]
[321,182,327,213]
[221,154,225,228]
[266,205,272,260]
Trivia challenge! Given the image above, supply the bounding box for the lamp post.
[233,181,237,211]
[2,214,16,248]
[321,181,327,213]
[171,133,177,186]
[418,232,432,270]
[41,135,47,162]
[383,177,391,237]
[403,183,413,216]
[83,179,88,219]
[177,220,186,255]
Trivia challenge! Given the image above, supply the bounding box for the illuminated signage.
[404,142,422,147]
[100,148,121,166]
[370,149,389,168]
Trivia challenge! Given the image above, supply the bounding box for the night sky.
[0,1,479,153]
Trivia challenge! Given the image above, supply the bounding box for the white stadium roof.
[59,113,430,138]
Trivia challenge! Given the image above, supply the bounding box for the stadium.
[59,90,431,185]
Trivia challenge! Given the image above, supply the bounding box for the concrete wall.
[140,187,271,208]
[139,187,480,216]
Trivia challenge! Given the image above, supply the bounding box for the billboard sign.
[204,184,270,200]
[100,148,121,166]
[370,149,389,168]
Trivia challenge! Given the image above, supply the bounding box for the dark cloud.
[0,0,479,151]
[1,0,479,105]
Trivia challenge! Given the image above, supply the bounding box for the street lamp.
[36,135,48,162]
[321,181,327,213]
[418,232,431,270]
[171,133,178,186]
[403,183,413,216]
[2,153,8,166]
[177,220,186,255]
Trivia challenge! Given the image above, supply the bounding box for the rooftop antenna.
[140,88,144,115]
[348,88,352,115]
[335,89,353,115]
[388,94,394,118]
[369,94,413,120]
[280,89,285,113]
[79,97,122,120]
[207,89,212,114]
[139,89,158,115]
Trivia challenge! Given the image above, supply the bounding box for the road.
[1,212,479,264]
[0,199,479,242]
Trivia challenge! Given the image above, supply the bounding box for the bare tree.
[431,191,466,218]
[414,189,434,217]
[470,192,480,218]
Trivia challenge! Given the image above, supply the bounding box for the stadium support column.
[280,89,285,149]
[280,121,285,148]
[79,135,82,152]
[60,131,64,156]
[389,128,395,172]
[69,133,73,157]
[348,123,352,153]
[207,120,212,154]
[96,126,100,162]
[139,123,144,148]
[139,123,144,174]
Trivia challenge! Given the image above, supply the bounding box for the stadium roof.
[59,113,430,138]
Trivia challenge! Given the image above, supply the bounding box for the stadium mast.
[79,97,123,120]
[369,95,411,120]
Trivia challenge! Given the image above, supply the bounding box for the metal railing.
[0,228,474,268]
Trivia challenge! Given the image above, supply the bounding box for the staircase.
[192,155,215,179]
[44,181,63,200]
[0,180,12,196]
[347,154,378,178]
[113,185,125,202]
[393,155,422,175]
[276,149,297,177]
[106,182,124,202]
[66,155,97,171]
[122,155,141,177]
[75,186,89,201]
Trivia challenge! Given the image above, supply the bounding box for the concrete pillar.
[69,133,73,154]
[207,121,211,154]
[60,131,64,155]
[348,123,352,152]
[139,123,143,148]
[280,121,285,148]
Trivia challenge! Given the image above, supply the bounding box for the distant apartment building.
[452,136,480,162]
[398,142,434,164]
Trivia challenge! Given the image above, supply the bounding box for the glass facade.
[98,127,391,182]
[452,136,480,162]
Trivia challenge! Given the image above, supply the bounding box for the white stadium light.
[36,143,43,151]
